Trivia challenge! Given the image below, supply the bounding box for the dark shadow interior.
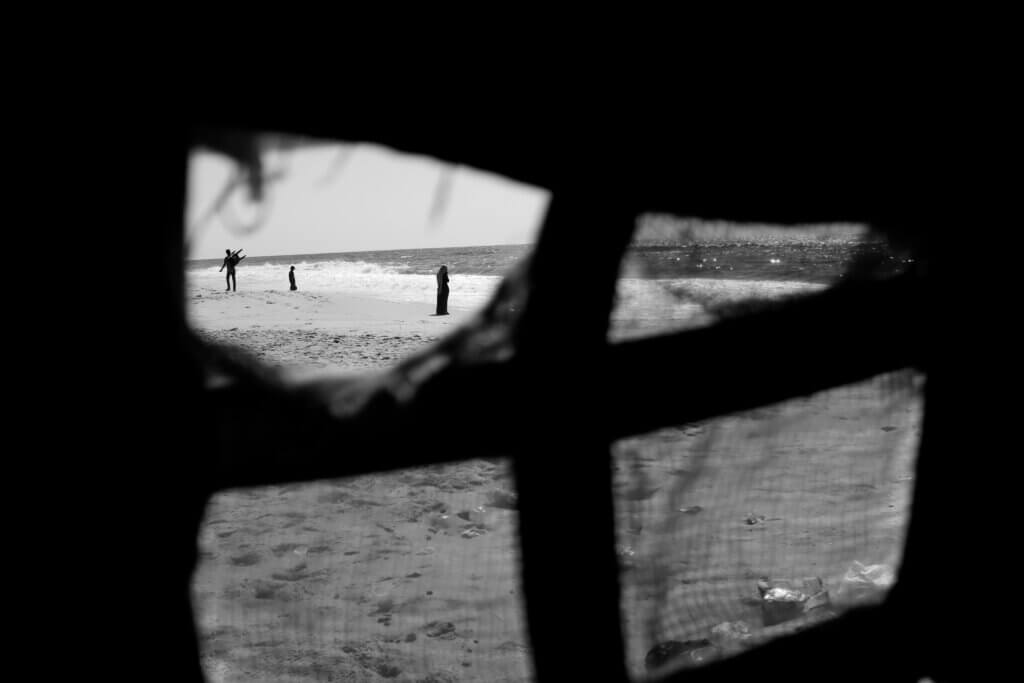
[79,103,993,682]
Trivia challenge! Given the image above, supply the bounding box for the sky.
[186,141,551,261]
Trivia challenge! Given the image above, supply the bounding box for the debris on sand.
[424,621,457,639]
[834,560,894,605]
[756,576,831,626]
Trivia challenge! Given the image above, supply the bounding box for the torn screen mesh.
[610,217,920,677]
[613,371,921,677]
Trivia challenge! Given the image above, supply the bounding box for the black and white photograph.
[82,95,994,683]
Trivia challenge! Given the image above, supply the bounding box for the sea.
[186,238,912,334]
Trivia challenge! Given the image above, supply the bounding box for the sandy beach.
[190,284,536,683]
[189,279,921,682]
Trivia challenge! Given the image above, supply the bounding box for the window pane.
[187,131,544,682]
[615,372,922,676]
[610,215,915,341]
[611,216,921,677]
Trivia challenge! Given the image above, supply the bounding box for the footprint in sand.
[228,551,262,567]
[271,563,312,581]
[423,621,457,639]
[270,542,306,557]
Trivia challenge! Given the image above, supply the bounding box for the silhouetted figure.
[289,266,297,291]
[219,248,246,291]
[436,264,450,315]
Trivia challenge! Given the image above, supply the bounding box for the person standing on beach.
[219,248,246,291]
[436,264,450,315]
[289,266,297,291]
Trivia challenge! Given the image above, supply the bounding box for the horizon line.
[185,242,534,263]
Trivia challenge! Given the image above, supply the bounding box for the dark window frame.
[138,119,976,682]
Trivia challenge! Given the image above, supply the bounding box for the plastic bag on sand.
[757,577,830,626]
[834,561,894,604]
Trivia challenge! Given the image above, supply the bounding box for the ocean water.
[186,239,911,325]
[186,245,524,312]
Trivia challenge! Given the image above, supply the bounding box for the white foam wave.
[188,258,824,321]
[187,258,501,309]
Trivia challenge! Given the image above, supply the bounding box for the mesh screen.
[613,371,921,677]
[191,324,532,682]
[609,218,920,677]
[193,464,532,683]
[188,196,921,681]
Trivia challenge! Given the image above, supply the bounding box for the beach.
[190,280,539,683]
[188,249,920,681]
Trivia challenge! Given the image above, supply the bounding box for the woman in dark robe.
[289,266,297,291]
[435,264,450,315]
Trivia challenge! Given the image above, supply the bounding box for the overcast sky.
[185,142,550,261]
